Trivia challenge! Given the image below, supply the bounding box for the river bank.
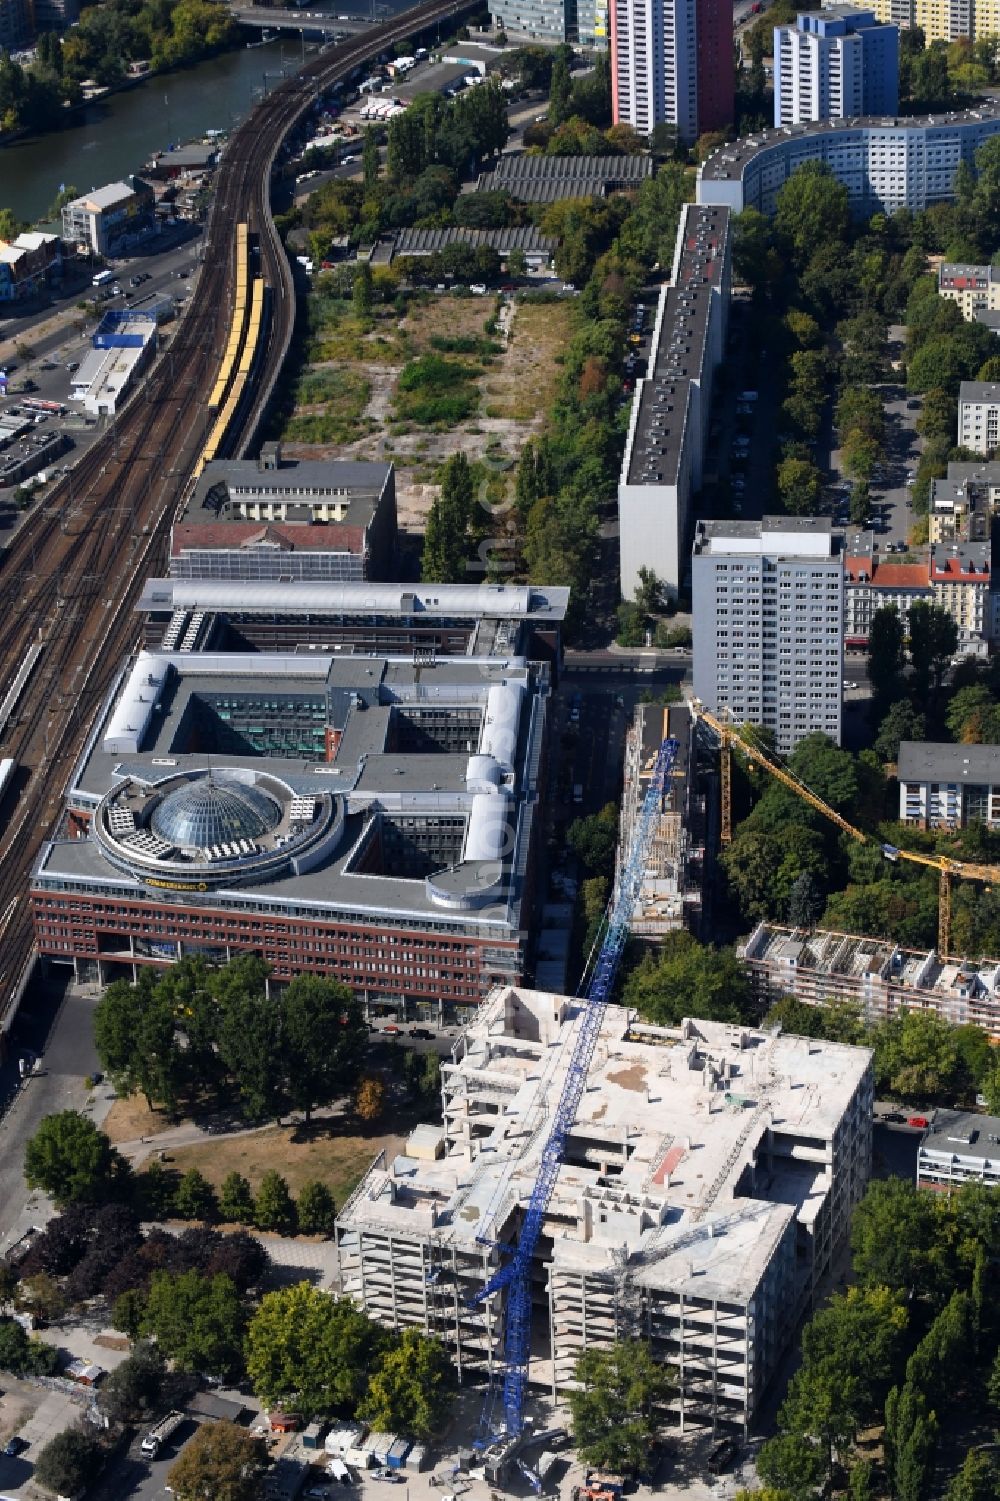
[1,36,296,224]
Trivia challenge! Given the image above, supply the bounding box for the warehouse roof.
[479,151,653,202]
[392,225,554,256]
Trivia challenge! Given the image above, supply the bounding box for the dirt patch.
[103,1094,166,1145]
[607,1063,648,1093]
[93,1333,130,1352]
[164,1121,408,1203]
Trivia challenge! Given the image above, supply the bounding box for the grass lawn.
[166,1121,405,1205]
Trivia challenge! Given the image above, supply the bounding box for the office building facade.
[692,517,844,754]
[610,0,733,142]
[31,650,551,1021]
[774,9,898,127]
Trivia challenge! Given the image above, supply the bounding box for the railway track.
[0,0,477,1026]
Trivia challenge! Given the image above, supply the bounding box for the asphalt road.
[0,972,102,1252]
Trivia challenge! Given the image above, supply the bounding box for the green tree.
[246,1283,387,1419]
[873,1008,964,1102]
[216,988,283,1123]
[0,1318,57,1377]
[851,1178,942,1297]
[219,1171,255,1225]
[874,701,926,763]
[907,600,959,692]
[296,1180,337,1236]
[173,1168,218,1221]
[777,455,823,515]
[363,126,380,192]
[422,452,475,583]
[567,803,619,876]
[622,931,753,1026]
[280,975,365,1125]
[946,1451,1000,1501]
[893,1411,938,1501]
[166,1421,263,1501]
[360,1328,455,1438]
[141,1270,246,1378]
[569,1340,674,1474]
[97,1341,165,1424]
[24,1111,127,1206]
[93,973,186,1113]
[254,1171,297,1234]
[775,160,850,266]
[32,1428,105,1497]
[868,606,907,701]
[353,261,373,319]
[548,48,573,125]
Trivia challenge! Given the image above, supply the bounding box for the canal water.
[2,3,393,224]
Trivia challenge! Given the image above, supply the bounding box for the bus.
[92,269,114,287]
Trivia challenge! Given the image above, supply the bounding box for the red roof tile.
[170,521,366,557]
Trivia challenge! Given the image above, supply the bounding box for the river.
[3,15,372,224]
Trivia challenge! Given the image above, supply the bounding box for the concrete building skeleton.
[615,703,710,939]
[337,987,873,1435]
[741,921,1000,1038]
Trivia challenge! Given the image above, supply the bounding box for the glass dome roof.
[151,775,280,851]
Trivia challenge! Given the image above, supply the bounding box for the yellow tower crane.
[692,702,1000,959]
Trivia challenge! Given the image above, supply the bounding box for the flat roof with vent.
[626,204,730,488]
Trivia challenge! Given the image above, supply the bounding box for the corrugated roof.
[393,225,554,254]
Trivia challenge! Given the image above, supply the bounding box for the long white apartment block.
[336,987,873,1436]
[618,203,731,600]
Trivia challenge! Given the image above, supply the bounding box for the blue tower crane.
[470,736,680,1458]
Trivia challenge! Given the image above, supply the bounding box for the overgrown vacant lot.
[278,288,577,531]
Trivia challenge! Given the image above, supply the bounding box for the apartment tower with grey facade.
[692,517,845,754]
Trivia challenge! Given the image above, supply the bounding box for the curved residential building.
[696,105,1000,215]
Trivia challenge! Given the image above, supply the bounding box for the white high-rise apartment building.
[774,7,898,127]
[692,517,845,754]
[612,0,697,138]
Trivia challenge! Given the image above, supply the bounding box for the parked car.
[907,1116,930,1129]
[3,1438,28,1458]
[882,1111,906,1123]
[382,1024,401,1036]
[708,1439,739,1474]
[371,1470,403,1483]
[411,1027,436,1040]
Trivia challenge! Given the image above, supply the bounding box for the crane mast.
[471,737,680,1456]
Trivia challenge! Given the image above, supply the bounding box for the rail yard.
[0,0,475,1032]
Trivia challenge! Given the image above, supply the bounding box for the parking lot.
[0,229,204,539]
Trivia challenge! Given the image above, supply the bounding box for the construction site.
[741,922,1000,1038]
[335,985,873,1439]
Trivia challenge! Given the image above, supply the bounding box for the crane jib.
[471,737,680,1445]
